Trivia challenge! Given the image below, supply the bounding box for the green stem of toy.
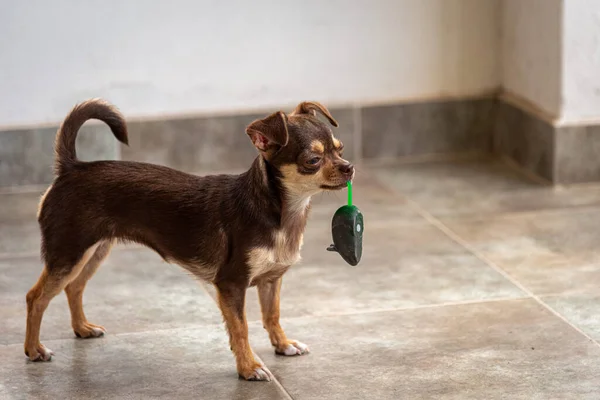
[347,181,353,206]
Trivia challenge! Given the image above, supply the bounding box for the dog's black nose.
[339,163,354,178]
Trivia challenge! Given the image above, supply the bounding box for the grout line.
[107,296,532,340]
[278,296,533,322]
[497,154,552,186]
[193,277,294,397]
[1,295,534,347]
[196,281,294,398]
[382,184,600,349]
[253,352,295,400]
[436,203,600,224]
[533,290,591,299]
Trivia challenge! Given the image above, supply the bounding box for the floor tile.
[445,208,600,296]
[0,249,222,345]
[0,325,288,400]
[232,252,524,323]
[3,160,600,399]
[255,299,600,400]
[371,158,600,219]
[542,293,600,342]
[301,221,466,274]
[372,158,535,196]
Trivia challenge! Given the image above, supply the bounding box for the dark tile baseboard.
[4,95,598,187]
[0,98,495,187]
[121,99,494,176]
[121,107,357,174]
[493,99,600,184]
[362,99,495,159]
[555,125,600,184]
[493,100,555,181]
[0,123,119,187]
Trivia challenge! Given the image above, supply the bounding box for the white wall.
[561,0,600,123]
[0,0,500,127]
[501,0,563,117]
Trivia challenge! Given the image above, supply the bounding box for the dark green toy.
[327,181,363,266]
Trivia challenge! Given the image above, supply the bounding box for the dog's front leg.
[257,277,309,356]
[215,281,272,381]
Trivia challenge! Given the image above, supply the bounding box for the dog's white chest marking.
[247,230,304,282]
[247,191,310,283]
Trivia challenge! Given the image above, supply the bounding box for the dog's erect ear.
[292,101,339,127]
[246,111,289,151]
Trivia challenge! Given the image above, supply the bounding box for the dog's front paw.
[239,363,273,382]
[74,322,106,338]
[25,344,54,362]
[276,340,309,356]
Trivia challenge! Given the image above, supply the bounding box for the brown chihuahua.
[24,99,354,381]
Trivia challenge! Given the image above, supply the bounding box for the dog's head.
[246,101,354,197]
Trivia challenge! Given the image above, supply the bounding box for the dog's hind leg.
[24,243,100,361]
[65,240,113,339]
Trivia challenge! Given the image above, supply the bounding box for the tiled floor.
[1,157,600,399]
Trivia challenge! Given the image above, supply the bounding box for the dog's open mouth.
[320,182,348,190]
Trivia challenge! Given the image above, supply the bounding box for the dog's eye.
[306,157,321,166]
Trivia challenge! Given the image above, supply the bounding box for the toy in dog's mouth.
[326,180,363,266]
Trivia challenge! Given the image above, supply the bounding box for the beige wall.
[561,0,600,123]
[501,0,563,118]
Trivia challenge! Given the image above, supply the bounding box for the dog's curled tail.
[54,98,128,175]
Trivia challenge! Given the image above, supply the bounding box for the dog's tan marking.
[25,242,101,361]
[280,160,348,194]
[37,184,53,218]
[332,136,342,150]
[176,260,219,282]
[216,285,272,381]
[257,278,310,356]
[310,140,325,153]
[280,164,326,198]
